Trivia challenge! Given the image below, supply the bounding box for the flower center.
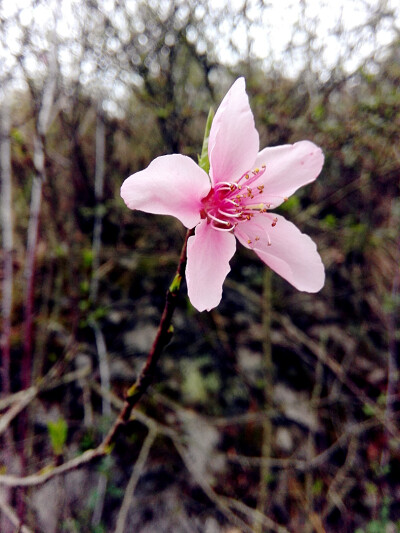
[201,165,280,233]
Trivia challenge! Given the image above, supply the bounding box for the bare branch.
[0,388,37,437]
[114,428,157,533]
[0,229,192,488]
[0,92,13,397]
[0,496,34,533]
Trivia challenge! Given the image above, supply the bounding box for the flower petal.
[120,154,211,228]
[254,141,324,207]
[235,214,325,292]
[208,78,259,187]
[186,219,236,311]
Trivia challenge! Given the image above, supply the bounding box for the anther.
[211,220,237,232]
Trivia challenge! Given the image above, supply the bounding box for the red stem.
[101,228,194,450]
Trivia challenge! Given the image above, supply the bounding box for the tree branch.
[0,228,193,488]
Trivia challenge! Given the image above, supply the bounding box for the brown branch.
[0,228,193,488]
[0,95,13,397]
[100,227,194,450]
[0,447,104,488]
[0,361,91,436]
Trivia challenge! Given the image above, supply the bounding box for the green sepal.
[198,107,214,174]
[169,273,182,293]
[126,383,137,397]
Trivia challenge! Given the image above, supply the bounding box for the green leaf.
[82,249,93,268]
[362,404,376,417]
[198,107,215,174]
[47,418,68,456]
[312,478,324,495]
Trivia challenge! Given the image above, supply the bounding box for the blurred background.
[0,0,399,531]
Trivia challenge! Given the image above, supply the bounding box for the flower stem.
[101,227,194,450]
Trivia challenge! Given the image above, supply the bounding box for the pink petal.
[120,154,211,228]
[235,214,325,292]
[254,141,324,207]
[186,220,236,311]
[208,78,259,187]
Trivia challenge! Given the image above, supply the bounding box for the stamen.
[203,163,276,234]
[225,198,240,207]
[218,208,242,218]
[211,221,236,232]
[237,164,267,186]
[215,181,239,192]
[207,211,230,226]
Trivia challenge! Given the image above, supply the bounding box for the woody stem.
[100,227,194,450]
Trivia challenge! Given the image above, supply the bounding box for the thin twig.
[0,365,91,436]
[114,428,157,533]
[0,388,38,437]
[0,496,34,533]
[100,227,194,451]
[0,89,14,533]
[276,313,400,439]
[172,437,255,533]
[255,267,273,533]
[223,416,381,472]
[0,93,12,397]
[90,102,106,304]
[382,248,400,466]
[22,42,59,392]
[323,437,358,519]
[91,326,111,527]
[0,448,104,487]
[223,496,292,533]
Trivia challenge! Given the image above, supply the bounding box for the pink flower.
[121,78,325,312]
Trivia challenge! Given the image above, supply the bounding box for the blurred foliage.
[47,418,68,456]
[0,0,399,531]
